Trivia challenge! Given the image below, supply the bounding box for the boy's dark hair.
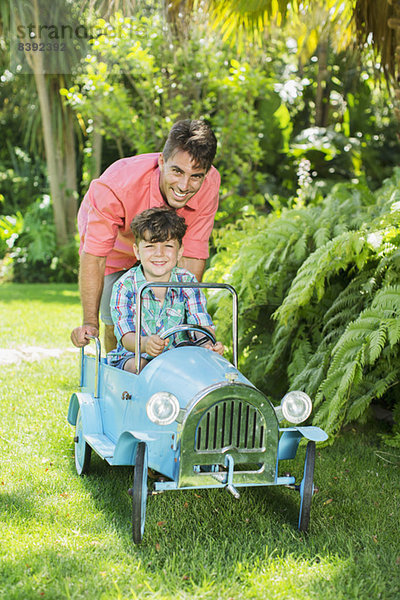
[130,207,187,246]
[162,119,217,171]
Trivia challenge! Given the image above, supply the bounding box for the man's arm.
[178,257,206,281]
[70,252,107,347]
[178,169,219,279]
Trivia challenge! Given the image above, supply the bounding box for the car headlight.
[146,392,180,426]
[280,391,312,424]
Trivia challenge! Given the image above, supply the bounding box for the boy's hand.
[143,334,168,357]
[204,341,224,355]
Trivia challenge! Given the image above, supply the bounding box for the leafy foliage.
[59,8,400,222]
[0,146,47,214]
[2,1,400,283]
[4,196,79,283]
[0,212,23,261]
[60,11,275,219]
[2,0,400,285]
[206,169,400,443]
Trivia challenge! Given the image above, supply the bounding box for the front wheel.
[132,442,148,544]
[74,408,91,476]
[298,440,315,532]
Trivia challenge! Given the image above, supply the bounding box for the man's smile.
[171,188,190,200]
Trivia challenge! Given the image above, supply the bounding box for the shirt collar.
[133,264,153,298]
[168,267,181,295]
[149,165,165,209]
[134,264,180,298]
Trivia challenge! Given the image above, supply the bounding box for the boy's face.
[133,235,183,281]
[158,150,207,209]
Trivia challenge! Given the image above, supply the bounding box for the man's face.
[158,150,207,209]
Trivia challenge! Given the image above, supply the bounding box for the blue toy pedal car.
[68,282,328,543]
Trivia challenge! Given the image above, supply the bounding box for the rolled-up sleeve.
[79,180,126,257]
[110,279,136,342]
[184,287,214,327]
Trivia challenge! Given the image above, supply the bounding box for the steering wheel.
[159,324,216,348]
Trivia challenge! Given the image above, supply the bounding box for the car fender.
[67,392,102,436]
[113,430,159,465]
[278,426,328,460]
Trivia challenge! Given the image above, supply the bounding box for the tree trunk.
[64,109,78,237]
[21,0,69,245]
[32,63,69,246]
[92,117,103,180]
[315,39,329,127]
[11,1,77,246]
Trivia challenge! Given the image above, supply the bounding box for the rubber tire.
[74,408,91,476]
[298,440,315,532]
[132,442,148,544]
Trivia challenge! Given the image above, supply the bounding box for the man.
[70,119,220,352]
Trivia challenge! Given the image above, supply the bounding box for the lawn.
[1,283,400,599]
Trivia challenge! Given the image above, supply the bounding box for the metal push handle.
[80,335,101,398]
[135,282,238,374]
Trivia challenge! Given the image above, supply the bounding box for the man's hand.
[143,334,168,357]
[71,324,99,347]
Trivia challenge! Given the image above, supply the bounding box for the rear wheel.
[298,441,315,532]
[74,408,91,476]
[132,442,148,544]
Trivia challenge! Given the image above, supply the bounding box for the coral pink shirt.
[78,153,220,275]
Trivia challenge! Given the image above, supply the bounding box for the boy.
[107,207,224,372]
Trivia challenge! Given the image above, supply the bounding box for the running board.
[85,434,115,459]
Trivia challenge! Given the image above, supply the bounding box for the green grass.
[1,284,400,599]
[0,283,81,348]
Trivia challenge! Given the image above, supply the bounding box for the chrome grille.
[195,400,266,452]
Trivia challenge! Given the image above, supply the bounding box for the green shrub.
[205,169,400,444]
[0,146,47,214]
[0,212,23,260]
[4,196,79,283]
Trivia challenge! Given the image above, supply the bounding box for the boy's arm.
[200,326,224,355]
[110,276,167,358]
[192,289,225,355]
[121,332,167,357]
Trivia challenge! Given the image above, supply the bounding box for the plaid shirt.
[107,266,214,364]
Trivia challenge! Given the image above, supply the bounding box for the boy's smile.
[133,237,183,282]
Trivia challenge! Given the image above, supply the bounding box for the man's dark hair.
[162,119,217,171]
[130,207,187,247]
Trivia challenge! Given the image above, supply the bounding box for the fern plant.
[313,286,400,433]
[206,168,400,444]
